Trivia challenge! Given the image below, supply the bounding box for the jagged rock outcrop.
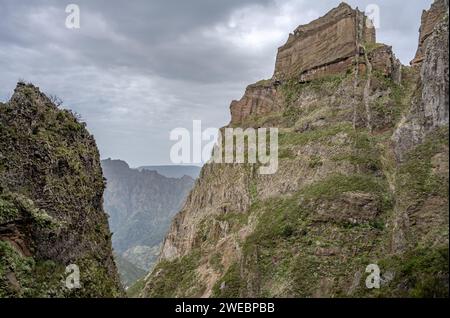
[274,2,375,82]
[230,82,281,126]
[142,1,448,298]
[393,3,449,161]
[0,83,122,297]
[410,0,449,66]
[229,4,402,126]
[368,44,402,83]
[389,4,448,257]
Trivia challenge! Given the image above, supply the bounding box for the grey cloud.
[0,0,433,166]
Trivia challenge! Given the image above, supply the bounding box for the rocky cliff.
[142,1,448,298]
[102,159,195,274]
[274,3,375,82]
[411,0,449,66]
[0,83,122,297]
[230,3,400,126]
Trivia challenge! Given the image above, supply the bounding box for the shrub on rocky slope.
[0,83,122,297]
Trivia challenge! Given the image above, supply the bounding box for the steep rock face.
[0,83,122,297]
[229,4,401,127]
[390,6,449,257]
[159,163,254,262]
[143,2,448,298]
[368,45,402,82]
[393,4,449,161]
[102,159,195,272]
[410,0,449,66]
[230,82,280,126]
[274,3,375,82]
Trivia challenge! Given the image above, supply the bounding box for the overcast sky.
[0,0,433,167]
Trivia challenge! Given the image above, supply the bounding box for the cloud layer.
[0,0,433,166]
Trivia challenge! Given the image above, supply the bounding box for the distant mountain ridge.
[138,165,202,179]
[101,159,196,287]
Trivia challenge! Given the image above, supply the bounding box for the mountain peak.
[229,3,402,125]
[274,2,376,82]
[9,82,57,112]
[1,85,123,297]
[102,158,131,170]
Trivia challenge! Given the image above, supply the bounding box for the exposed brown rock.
[273,2,375,81]
[5,272,20,292]
[159,163,253,261]
[229,3,399,126]
[368,44,402,83]
[230,82,280,125]
[410,0,449,66]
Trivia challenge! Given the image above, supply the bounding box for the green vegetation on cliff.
[143,45,448,297]
[0,83,122,297]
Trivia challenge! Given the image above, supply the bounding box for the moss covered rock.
[0,83,123,297]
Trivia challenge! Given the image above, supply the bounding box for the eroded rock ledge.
[274,2,375,82]
[230,3,402,126]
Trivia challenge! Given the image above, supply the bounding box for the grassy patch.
[300,174,390,204]
[280,74,346,126]
[126,277,146,298]
[331,129,382,172]
[227,170,393,297]
[397,127,449,200]
[364,42,385,54]
[279,123,353,147]
[0,241,34,298]
[0,196,19,224]
[144,250,204,297]
[370,70,414,129]
[212,262,242,298]
[356,246,449,298]
[308,155,323,169]
[0,241,68,298]
[209,251,224,273]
